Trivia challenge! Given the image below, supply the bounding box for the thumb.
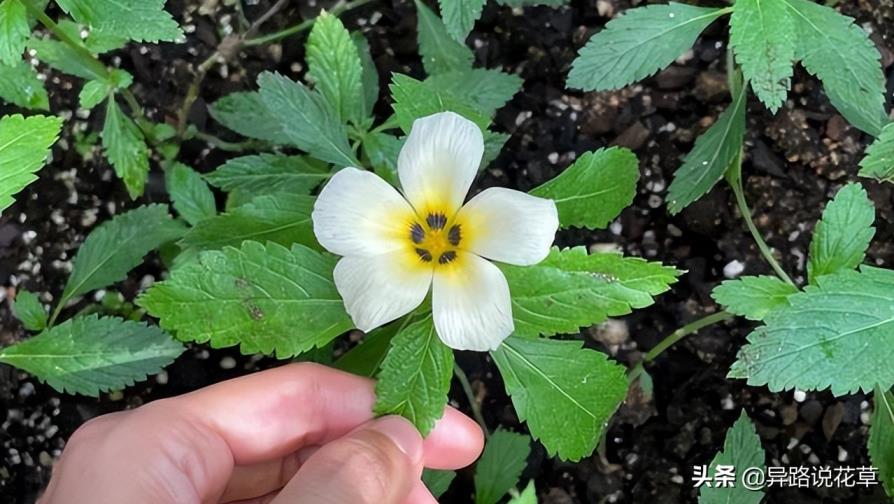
[272,416,424,504]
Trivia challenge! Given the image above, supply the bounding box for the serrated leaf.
[257,72,358,167]
[439,0,485,42]
[808,182,875,283]
[427,68,523,118]
[62,204,185,304]
[166,163,216,226]
[54,20,127,54]
[139,241,353,358]
[352,33,379,119]
[181,193,316,251]
[80,69,132,110]
[0,0,28,65]
[482,130,509,169]
[333,323,397,378]
[205,154,329,197]
[860,122,894,183]
[870,386,894,497]
[729,0,795,113]
[530,147,638,229]
[0,61,49,110]
[28,35,100,80]
[54,0,182,43]
[698,410,765,504]
[567,3,728,91]
[729,266,894,395]
[783,0,886,136]
[306,12,364,124]
[0,315,184,396]
[474,429,530,504]
[507,480,537,504]
[363,132,403,186]
[209,91,290,145]
[667,83,747,214]
[712,275,797,321]
[102,97,149,199]
[500,247,680,338]
[422,469,456,499]
[415,0,474,75]
[0,114,61,213]
[374,317,453,435]
[492,336,628,461]
[390,73,490,133]
[11,290,47,331]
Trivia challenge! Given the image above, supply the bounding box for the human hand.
[38,363,484,504]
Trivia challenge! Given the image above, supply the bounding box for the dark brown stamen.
[447,225,462,246]
[426,212,447,230]
[438,251,457,264]
[410,222,425,244]
[415,248,433,262]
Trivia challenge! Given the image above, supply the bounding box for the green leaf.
[870,386,894,498]
[28,35,100,80]
[333,324,397,378]
[729,266,894,395]
[729,0,795,113]
[501,247,680,338]
[363,132,403,186]
[530,147,639,229]
[390,73,490,133]
[783,0,887,136]
[166,163,216,226]
[492,336,628,461]
[0,0,28,65]
[205,154,329,197]
[0,315,184,396]
[11,290,47,331]
[860,122,894,183]
[306,12,364,125]
[0,114,62,213]
[422,469,456,499]
[698,410,765,504]
[427,68,523,118]
[102,97,150,199]
[80,69,132,110]
[353,33,379,119]
[507,480,537,504]
[209,91,291,145]
[374,317,454,435]
[257,72,358,167]
[667,82,747,214]
[807,182,875,283]
[496,0,566,6]
[181,193,316,251]
[711,275,797,321]
[139,241,353,358]
[415,0,474,75]
[474,429,530,504]
[55,20,127,54]
[482,130,509,169]
[54,0,182,43]
[567,3,728,91]
[439,0,485,42]
[62,204,185,304]
[0,61,49,110]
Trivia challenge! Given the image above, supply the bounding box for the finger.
[219,452,302,503]
[423,407,485,470]
[403,480,439,504]
[272,416,423,504]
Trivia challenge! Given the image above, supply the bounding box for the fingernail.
[370,416,424,464]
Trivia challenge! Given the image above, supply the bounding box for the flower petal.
[313,167,416,257]
[334,253,432,332]
[432,254,513,351]
[456,187,558,266]
[398,112,484,215]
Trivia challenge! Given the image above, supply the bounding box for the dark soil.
[2,0,894,502]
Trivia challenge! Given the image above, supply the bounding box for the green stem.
[453,363,489,439]
[23,1,110,80]
[628,311,733,382]
[193,131,266,152]
[48,299,65,328]
[242,0,375,46]
[727,159,796,286]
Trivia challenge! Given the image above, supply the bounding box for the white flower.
[312,112,559,351]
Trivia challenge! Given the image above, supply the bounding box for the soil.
[2,0,894,502]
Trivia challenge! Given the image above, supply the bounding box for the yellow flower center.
[408,211,463,266]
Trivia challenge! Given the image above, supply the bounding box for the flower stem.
[727,157,796,287]
[242,0,375,47]
[628,311,733,382]
[453,363,489,439]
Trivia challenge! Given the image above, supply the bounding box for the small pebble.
[837,446,848,462]
[723,260,745,278]
[220,356,237,370]
[156,370,169,385]
[793,389,807,402]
